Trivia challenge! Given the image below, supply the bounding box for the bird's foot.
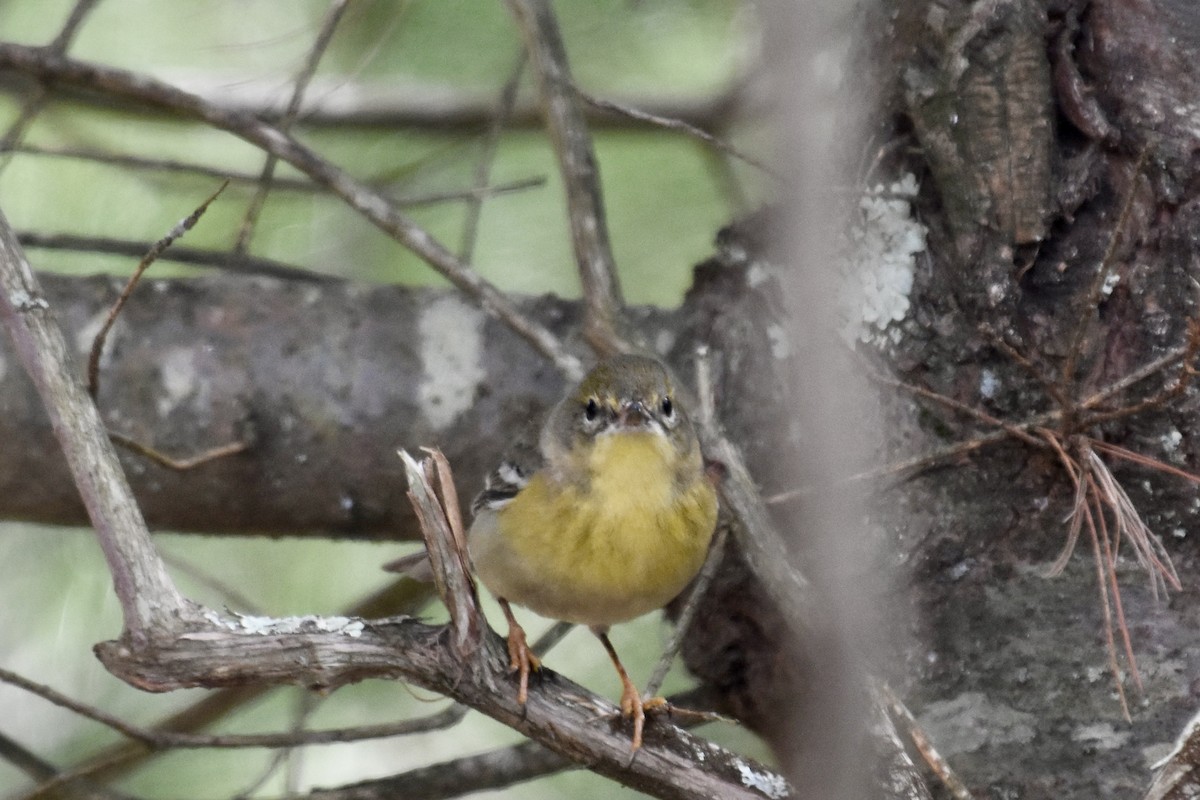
[505,623,541,705]
[619,685,670,750]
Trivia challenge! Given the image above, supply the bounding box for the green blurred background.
[0,1,771,797]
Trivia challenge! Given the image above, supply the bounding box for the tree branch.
[0,208,194,645]
[504,0,627,356]
[0,273,687,536]
[92,614,792,800]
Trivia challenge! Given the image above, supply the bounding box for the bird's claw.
[506,624,540,705]
[619,687,669,750]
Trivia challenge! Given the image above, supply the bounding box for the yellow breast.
[471,432,718,627]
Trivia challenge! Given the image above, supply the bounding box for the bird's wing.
[472,435,543,514]
[384,418,544,580]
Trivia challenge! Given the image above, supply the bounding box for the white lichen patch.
[157,346,201,417]
[1161,427,1185,463]
[418,294,485,430]
[9,289,49,311]
[201,609,364,638]
[1101,270,1121,297]
[980,369,999,400]
[1073,722,1131,750]
[839,173,927,347]
[733,759,790,799]
[0,351,6,383]
[766,323,791,360]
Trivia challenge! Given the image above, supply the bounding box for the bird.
[467,353,719,749]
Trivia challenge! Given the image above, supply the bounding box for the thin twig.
[19,231,337,282]
[87,180,230,397]
[161,552,264,614]
[1079,320,1200,427]
[1040,430,1086,578]
[577,87,779,178]
[1090,440,1200,487]
[986,330,1072,413]
[1082,346,1195,414]
[1086,447,1180,594]
[1082,471,1132,720]
[1061,148,1148,396]
[461,52,527,263]
[19,749,141,800]
[305,738,573,800]
[108,432,250,471]
[4,143,319,188]
[532,620,574,657]
[0,730,57,782]
[876,681,976,800]
[644,527,727,699]
[1086,466,1143,693]
[504,0,627,357]
[0,0,102,177]
[0,665,477,751]
[233,0,350,254]
[868,368,1044,448]
[6,144,549,204]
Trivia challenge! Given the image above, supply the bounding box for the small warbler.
[470,354,719,749]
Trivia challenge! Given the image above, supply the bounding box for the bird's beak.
[617,400,651,428]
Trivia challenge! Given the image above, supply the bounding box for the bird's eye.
[661,397,674,417]
[584,398,599,421]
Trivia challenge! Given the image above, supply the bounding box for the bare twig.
[644,527,728,699]
[876,682,975,800]
[308,739,573,800]
[867,367,1045,448]
[107,433,250,471]
[577,87,778,178]
[0,208,192,643]
[19,231,337,282]
[0,43,583,378]
[504,0,627,357]
[0,0,102,176]
[1061,149,1148,396]
[5,144,548,205]
[0,730,57,783]
[88,181,229,397]
[162,551,265,614]
[1083,470,1132,720]
[233,0,350,254]
[461,52,527,262]
[3,143,318,188]
[0,665,470,751]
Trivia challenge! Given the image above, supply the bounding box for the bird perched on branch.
[469,353,719,749]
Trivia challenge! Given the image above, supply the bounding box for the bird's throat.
[586,431,675,510]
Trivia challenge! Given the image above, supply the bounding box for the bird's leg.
[499,598,540,704]
[593,626,653,750]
